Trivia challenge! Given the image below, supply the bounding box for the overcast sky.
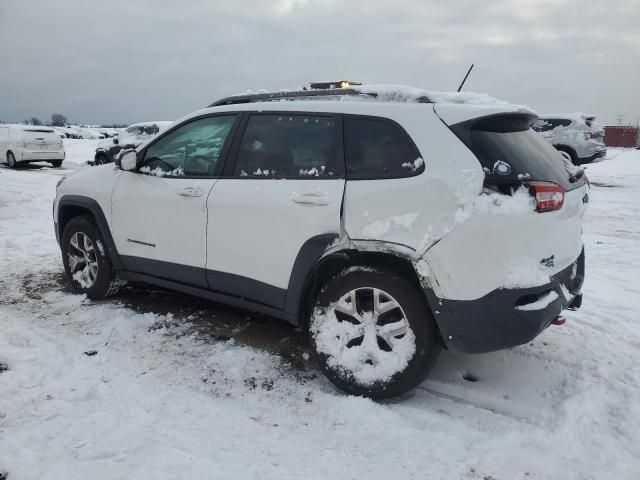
[1,0,638,125]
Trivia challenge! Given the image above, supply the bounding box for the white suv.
[532,113,606,164]
[53,84,588,398]
[0,124,65,168]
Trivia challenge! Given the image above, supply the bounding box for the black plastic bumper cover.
[427,249,585,354]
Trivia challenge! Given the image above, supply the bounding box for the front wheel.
[308,267,440,399]
[50,160,63,168]
[61,216,125,298]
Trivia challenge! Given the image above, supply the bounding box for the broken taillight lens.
[529,181,565,212]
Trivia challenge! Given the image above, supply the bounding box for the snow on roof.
[538,112,597,122]
[227,83,530,110]
[351,83,514,107]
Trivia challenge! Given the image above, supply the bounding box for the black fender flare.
[56,195,124,270]
[284,234,339,321]
[285,238,429,324]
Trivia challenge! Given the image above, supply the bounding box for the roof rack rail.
[310,81,362,90]
[208,88,377,108]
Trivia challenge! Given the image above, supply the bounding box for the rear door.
[205,112,345,309]
[111,114,239,287]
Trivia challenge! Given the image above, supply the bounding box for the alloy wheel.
[67,232,99,288]
[312,286,416,384]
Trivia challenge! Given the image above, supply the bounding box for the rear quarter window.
[344,117,423,179]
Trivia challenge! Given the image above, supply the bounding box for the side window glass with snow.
[141,115,237,177]
[233,114,343,178]
[344,117,423,179]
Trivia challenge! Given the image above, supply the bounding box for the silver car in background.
[532,113,606,164]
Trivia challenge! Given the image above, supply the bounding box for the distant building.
[604,126,639,148]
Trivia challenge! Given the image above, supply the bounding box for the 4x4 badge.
[492,160,511,175]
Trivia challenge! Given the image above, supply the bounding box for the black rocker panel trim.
[120,255,286,311]
[206,270,286,310]
[120,255,208,290]
[56,195,124,270]
[118,271,297,324]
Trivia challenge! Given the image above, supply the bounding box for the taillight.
[584,131,603,140]
[529,181,565,212]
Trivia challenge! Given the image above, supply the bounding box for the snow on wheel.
[309,267,440,399]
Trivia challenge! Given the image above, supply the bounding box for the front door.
[206,113,345,308]
[111,114,239,287]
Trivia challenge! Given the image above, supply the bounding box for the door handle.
[291,191,331,206]
[176,186,203,197]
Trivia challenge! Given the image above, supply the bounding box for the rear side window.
[233,114,342,178]
[344,117,423,179]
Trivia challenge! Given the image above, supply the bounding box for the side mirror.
[117,150,138,171]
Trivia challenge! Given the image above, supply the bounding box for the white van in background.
[0,124,65,168]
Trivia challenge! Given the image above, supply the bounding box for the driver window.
[141,115,237,177]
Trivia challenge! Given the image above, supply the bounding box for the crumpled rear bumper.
[426,248,585,354]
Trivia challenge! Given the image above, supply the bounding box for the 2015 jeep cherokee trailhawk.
[54,84,588,399]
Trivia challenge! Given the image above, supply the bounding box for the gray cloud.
[1,0,638,125]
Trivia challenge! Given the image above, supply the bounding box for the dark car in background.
[93,121,173,165]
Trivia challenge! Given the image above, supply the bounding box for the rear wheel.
[558,150,572,163]
[94,154,109,165]
[308,267,440,399]
[50,160,63,168]
[555,146,577,164]
[61,216,125,298]
[6,152,16,168]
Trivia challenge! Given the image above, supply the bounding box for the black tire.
[50,160,63,168]
[555,146,577,165]
[61,216,125,299]
[308,267,440,399]
[7,152,17,168]
[94,154,109,165]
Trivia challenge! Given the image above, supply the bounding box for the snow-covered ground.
[1,141,639,479]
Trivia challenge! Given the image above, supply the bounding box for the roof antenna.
[457,64,474,92]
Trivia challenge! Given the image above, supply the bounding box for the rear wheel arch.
[554,145,577,162]
[298,248,431,329]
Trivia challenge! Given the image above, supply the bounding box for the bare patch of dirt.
[12,269,309,369]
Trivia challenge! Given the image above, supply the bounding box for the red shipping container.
[604,126,639,148]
